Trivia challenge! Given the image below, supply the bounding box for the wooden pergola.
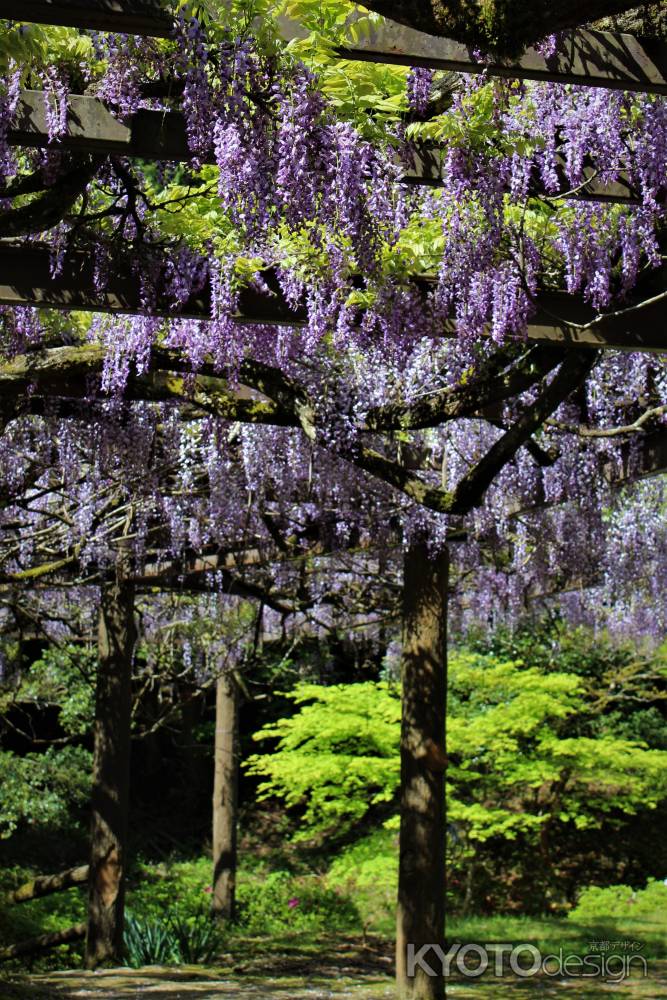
[0,3,665,354]
[4,1,667,94]
[2,3,667,995]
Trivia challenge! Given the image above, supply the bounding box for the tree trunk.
[211,670,240,921]
[85,576,136,970]
[396,541,448,1000]
[462,861,475,917]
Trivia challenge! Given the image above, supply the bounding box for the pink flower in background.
[203,886,213,894]
[287,897,300,909]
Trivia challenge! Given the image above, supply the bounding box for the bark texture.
[10,864,89,904]
[85,576,136,969]
[211,671,240,921]
[361,2,652,54]
[397,542,449,1000]
[594,4,667,36]
[0,924,86,962]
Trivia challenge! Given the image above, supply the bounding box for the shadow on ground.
[1,937,665,999]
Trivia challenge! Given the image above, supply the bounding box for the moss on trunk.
[362,1,655,55]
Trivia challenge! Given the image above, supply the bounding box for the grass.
[448,912,667,960]
[4,953,666,1000]
[3,927,666,999]
[3,851,666,997]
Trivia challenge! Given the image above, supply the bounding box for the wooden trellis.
[0,7,664,365]
[0,4,664,354]
[0,244,665,354]
[2,1,667,96]
[10,90,642,203]
[279,14,667,96]
[0,0,173,36]
[5,5,666,982]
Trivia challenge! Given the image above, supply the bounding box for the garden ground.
[2,932,666,1000]
[11,962,667,999]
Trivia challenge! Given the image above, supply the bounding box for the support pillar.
[85,575,135,969]
[396,541,448,1000]
[211,670,240,920]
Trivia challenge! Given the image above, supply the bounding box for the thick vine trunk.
[10,864,89,904]
[396,541,448,1000]
[85,576,136,970]
[211,671,240,921]
[362,2,651,54]
[0,924,86,962]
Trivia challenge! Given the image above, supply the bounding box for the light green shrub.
[570,879,667,922]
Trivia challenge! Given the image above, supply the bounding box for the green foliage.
[129,857,214,923]
[610,707,667,748]
[123,910,220,967]
[468,618,667,742]
[128,856,358,942]
[123,912,178,968]
[0,23,93,79]
[16,645,96,737]
[122,859,223,966]
[236,867,359,934]
[469,616,666,683]
[0,746,91,839]
[168,912,220,964]
[276,0,409,130]
[0,644,94,840]
[326,828,397,933]
[447,653,667,839]
[246,681,400,840]
[570,879,667,922]
[247,653,667,848]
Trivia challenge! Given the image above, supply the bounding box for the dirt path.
[16,962,667,1000]
[24,967,395,999]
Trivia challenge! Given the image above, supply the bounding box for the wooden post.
[396,541,448,1000]
[211,671,240,921]
[1,243,666,353]
[85,575,136,969]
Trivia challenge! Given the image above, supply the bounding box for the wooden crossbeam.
[5,3,667,95]
[0,0,173,36]
[0,244,665,353]
[10,91,198,162]
[0,243,305,325]
[615,427,667,481]
[402,144,639,204]
[0,243,210,316]
[280,15,667,96]
[9,91,642,204]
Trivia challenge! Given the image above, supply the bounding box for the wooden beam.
[0,242,211,317]
[280,15,667,96]
[0,0,173,37]
[612,427,667,482]
[10,91,199,162]
[9,6,667,95]
[402,144,640,205]
[0,244,665,353]
[8,91,644,205]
